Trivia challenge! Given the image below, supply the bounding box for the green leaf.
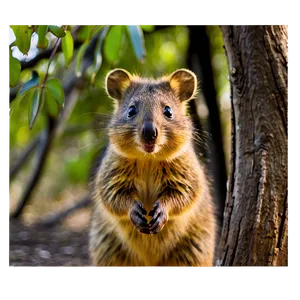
[19,71,40,96]
[10,86,31,117]
[62,31,74,68]
[28,88,41,129]
[77,26,93,42]
[37,25,49,49]
[9,48,21,87]
[10,25,33,54]
[127,26,146,62]
[89,26,105,39]
[76,25,104,42]
[140,25,155,32]
[76,42,88,77]
[44,88,59,117]
[84,26,93,41]
[103,26,124,64]
[49,25,66,38]
[45,78,64,105]
[91,26,110,85]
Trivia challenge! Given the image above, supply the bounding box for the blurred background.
[9,25,230,265]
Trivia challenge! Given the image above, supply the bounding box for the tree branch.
[9,26,103,186]
[9,90,81,189]
[10,117,55,218]
[10,122,96,183]
[35,195,91,227]
[10,88,82,219]
[10,29,99,219]
[18,26,170,72]
[10,25,175,103]
[20,26,82,71]
[21,40,82,71]
[10,26,82,103]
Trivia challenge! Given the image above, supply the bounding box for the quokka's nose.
[142,122,158,143]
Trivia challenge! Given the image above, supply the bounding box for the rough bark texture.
[217,26,288,266]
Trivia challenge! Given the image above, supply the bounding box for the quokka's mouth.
[143,143,155,153]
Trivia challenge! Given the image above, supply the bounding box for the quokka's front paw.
[129,201,150,234]
[148,201,168,234]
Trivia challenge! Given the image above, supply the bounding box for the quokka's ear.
[105,69,132,101]
[168,69,198,102]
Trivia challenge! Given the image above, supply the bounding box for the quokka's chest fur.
[133,160,168,211]
[98,148,200,213]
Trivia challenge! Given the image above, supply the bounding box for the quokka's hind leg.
[159,254,213,266]
[90,231,145,266]
[155,256,192,272]
[157,236,214,266]
[92,254,143,271]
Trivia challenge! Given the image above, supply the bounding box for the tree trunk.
[187,25,227,230]
[217,26,288,266]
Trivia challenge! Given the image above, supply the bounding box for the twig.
[9,26,100,182]
[20,39,82,71]
[10,34,96,219]
[10,26,82,103]
[11,36,68,219]
[10,25,172,101]
[43,38,61,84]
[36,195,91,227]
[20,26,82,72]
[9,75,78,180]
[9,26,95,179]
[10,119,54,218]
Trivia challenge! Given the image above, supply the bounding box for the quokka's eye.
[128,105,137,118]
[163,106,173,119]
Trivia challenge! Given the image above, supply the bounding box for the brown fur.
[89,69,216,266]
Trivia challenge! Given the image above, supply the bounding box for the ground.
[9,220,89,266]
[9,182,91,266]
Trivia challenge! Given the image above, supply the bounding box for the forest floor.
[9,220,90,266]
[8,174,91,272]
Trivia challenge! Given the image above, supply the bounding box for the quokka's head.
[105,68,198,161]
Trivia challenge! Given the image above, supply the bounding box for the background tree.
[187,25,228,230]
[217,25,288,266]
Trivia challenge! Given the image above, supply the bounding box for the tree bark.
[217,26,288,266]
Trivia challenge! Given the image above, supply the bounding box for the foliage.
[7,24,188,190]
[9,25,229,222]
